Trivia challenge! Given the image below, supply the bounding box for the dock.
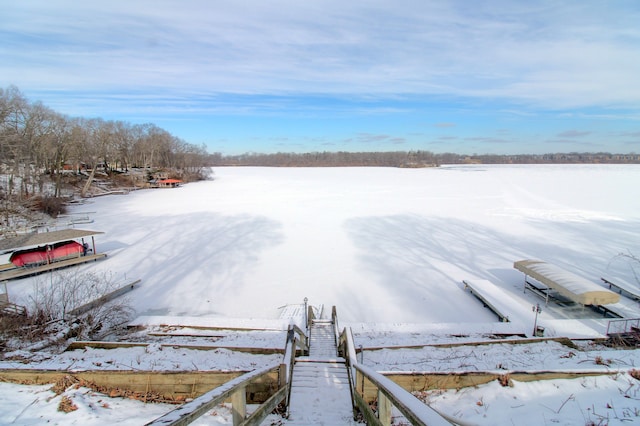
[0,253,107,281]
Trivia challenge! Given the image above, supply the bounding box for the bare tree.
[20,270,134,342]
[610,252,640,284]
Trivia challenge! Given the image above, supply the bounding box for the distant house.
[150,178,182,188]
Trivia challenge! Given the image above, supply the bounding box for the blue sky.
[2,1,640,155]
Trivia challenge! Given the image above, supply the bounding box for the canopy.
[0,229,103,252]
[514,259,620,306]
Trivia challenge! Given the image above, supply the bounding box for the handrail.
[341,326,459,426]
[355,363,452,426]
[282,328,296,385]
[342,327,358,384]
[307,304,316,329]
[291,324,309,354]
[331,306,340,352]
[146,324,310,426]
[145,363,282,426]
[282,323,311,417]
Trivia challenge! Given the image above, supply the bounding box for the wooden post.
[1,281,8,303]
[231,387,246,426]
[91,236,97,254]
[378,390,392,426]
[278,363,286,389]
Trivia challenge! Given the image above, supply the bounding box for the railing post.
[303,297,308,330]
[378,390,392,426]
[231,387,246,426]
[278,363,287,389]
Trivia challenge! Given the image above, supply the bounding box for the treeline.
[1,85,209,201]
[209,150,439,167]
[208,151,640,167]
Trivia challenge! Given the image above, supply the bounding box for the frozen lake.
[10,164,640,324]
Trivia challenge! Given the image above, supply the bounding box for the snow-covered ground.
[2,164,640,424]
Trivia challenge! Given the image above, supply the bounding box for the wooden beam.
[231,387,246,426]
[67,279,140,317]
[65,340,284,355]
[0,369,280,404]
[378,390,392,426]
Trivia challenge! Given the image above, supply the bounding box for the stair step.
[286,360,356,426]
[280,322,357,425]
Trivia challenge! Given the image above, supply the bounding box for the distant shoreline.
[208,151,640,167]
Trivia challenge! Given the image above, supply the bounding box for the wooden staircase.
[284,319,357,425]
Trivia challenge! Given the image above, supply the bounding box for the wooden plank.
[66,341,149,350]
[357,371,617,402]
[0,300,26,316]
[287,360,354,425]
[65,340,285,355]
[0,369,280,403]
[68,279,140,317]
[359,336,577,351]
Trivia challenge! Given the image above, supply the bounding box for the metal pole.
[532,303,541,336]
[303,297,308,330]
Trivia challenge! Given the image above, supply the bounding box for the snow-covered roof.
[514,259,620,306]
[0,229,103,252]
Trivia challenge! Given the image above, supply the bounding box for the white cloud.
[2,0,640,112]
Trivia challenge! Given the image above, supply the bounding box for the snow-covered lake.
[10,164,640,326]
[3,164,640,425]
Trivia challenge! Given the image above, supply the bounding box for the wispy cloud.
[2,1,640,154]
[3,0,639,110]
[353,133,388,143]
[544,139,596,147]
[464,137,512,144]
[557,130,592,138]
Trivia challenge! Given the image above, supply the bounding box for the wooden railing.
[339,327,456,426]
[331,305,341,350]
[307,303,316,329]
[145,364,284,426]
[146,323,309,426]
[0,300,26,316]
[282,323,308,410]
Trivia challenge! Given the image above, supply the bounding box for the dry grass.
[57,395,78,413]
[498,373,512,387]
[594,356,612,366]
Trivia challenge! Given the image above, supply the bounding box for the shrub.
[29,195,67,217]
[1,270,133,350]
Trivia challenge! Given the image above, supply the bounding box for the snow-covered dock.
[463,279,523,324]
[514,259,620,306]
[601,276,640,302]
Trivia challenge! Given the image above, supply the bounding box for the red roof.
[159,179,182,183]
